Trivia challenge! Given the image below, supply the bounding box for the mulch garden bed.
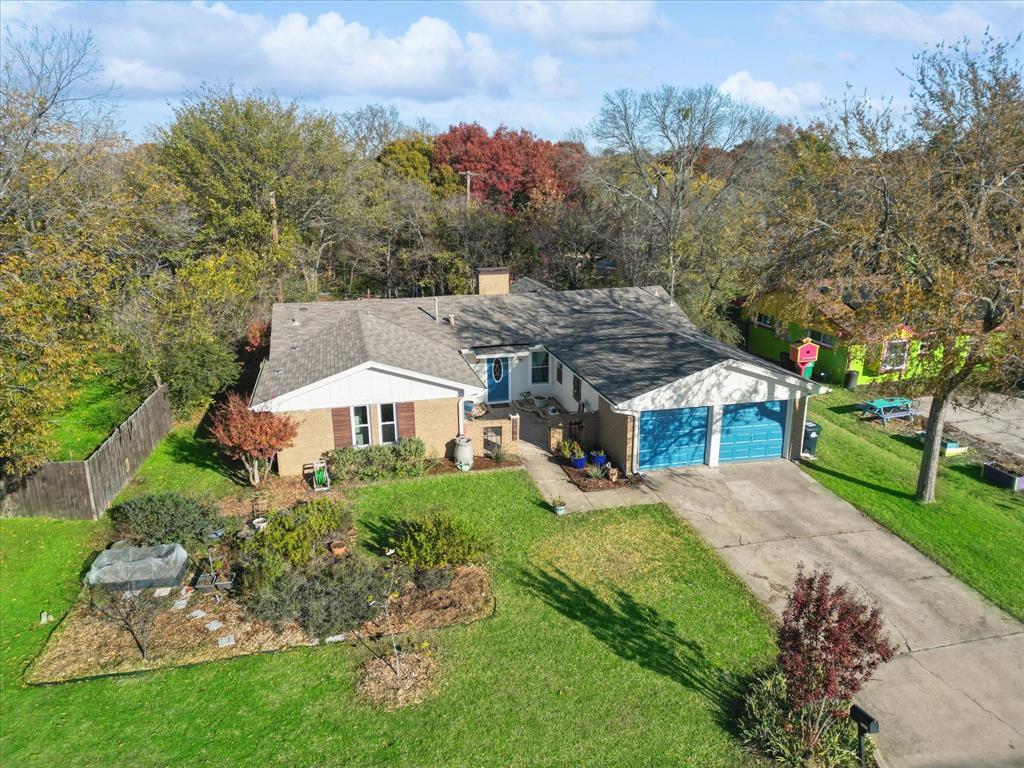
[426,456,523,475]
[216,476,325,517]
[28,565,493,684]
[357,651,439,709]
[560,464,629,492]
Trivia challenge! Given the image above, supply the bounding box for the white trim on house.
[252,360,484,412]
[377,402,398,444]
[616,360,826,413]
[351,404,371,448]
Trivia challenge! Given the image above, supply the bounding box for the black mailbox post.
[850,705,879,768]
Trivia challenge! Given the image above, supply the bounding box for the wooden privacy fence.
[1,386,173,520]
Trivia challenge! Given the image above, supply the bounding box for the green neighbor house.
[742,290,926,388]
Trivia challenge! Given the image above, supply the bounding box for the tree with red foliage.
[433,123,584,212]
[778,566,896,750]
[209,392,297,487]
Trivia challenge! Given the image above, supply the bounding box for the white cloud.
[720,70,826,118]
[1,2,517,100]
[260,13,512,99]
[797,1,1014,47]
[467,0,662,56]
[529,53,573,97]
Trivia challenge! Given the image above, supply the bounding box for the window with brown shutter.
[396,402,416,438]
[331,407,352,448]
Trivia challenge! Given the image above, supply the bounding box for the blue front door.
[719,400,787,462]
[638,407,709,470]
[486,356,510,403]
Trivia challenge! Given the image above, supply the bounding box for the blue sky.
[2,1,1021,139]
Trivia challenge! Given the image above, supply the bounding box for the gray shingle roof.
[252,286,792,407]
[509,276,553,294]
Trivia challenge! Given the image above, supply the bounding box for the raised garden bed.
[982,462,1024,492]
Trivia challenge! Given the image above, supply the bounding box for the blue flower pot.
[591,453,607,466]
[570,456,586,469]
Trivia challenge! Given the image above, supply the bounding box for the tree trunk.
[916,394,948,503]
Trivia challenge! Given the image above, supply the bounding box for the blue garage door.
[719,401,787,462]
[638,407,709,470]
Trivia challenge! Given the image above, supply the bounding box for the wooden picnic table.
[857,397,919,426]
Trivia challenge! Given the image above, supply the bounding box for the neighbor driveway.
[919,394,1024,458]
[644,461,1024,768]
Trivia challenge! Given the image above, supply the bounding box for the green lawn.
[114,419,243,504]
[805,390,1024,621]
[1,471,775,767]
[47,371,142,461]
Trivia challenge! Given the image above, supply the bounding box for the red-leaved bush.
[209,392,297,487]
[779,565,896,719]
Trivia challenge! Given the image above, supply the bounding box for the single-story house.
[742,285,928,387]
[251,269,829,476]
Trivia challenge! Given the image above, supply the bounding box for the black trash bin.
[844,369,859,390]
[803,421,821,457]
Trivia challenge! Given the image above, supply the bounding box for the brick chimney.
[474,267,510,296]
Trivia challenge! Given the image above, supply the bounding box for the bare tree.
[1,27,117,215]
[590,85,775,300]
[90,586,163,660]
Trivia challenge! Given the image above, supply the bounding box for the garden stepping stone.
[188,609,206,620]
[324,634,346,644]
[171,598,189,610]
[205,620,224,632]
[217,634,236,648]
[152,587,172,597]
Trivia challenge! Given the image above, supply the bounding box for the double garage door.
[638,400,787,471]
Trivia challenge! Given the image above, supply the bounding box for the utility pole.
[459,170,479,207]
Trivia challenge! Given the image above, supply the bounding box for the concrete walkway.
[516,425,658,511]
[643,461,1024,768]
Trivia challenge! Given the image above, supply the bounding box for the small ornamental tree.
[209,392,297,486]
[778,566,896,751]
[90,586,163,660]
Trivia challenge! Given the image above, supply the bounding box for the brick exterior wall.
[598,397,634,474]
[413,397,461,458]
[277,409,334,476]
[464,413,520,457]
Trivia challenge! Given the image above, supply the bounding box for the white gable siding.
[257,365,478,413]
[618,362,809,412]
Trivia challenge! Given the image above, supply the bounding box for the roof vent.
[290,317,300,326]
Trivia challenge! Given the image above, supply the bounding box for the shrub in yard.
[246,555,400,639]
[325,438,426,483]
[390,511,489,570]
[109,492,221,549]
[741,565,895,767]
[242,497,351,569]
[778,566,895,719]
[740,669,867,768]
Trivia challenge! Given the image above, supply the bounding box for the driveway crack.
[907,653,1024,739]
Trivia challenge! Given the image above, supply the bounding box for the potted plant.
[195,572,216,593]
[214,569,235,591]
[328,540,348,557]
[552,497,567,516]
[559,439,586,469]
[590,448,607,466]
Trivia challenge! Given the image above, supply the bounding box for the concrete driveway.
[645,461,1024,768]
[919,394,1024,458]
